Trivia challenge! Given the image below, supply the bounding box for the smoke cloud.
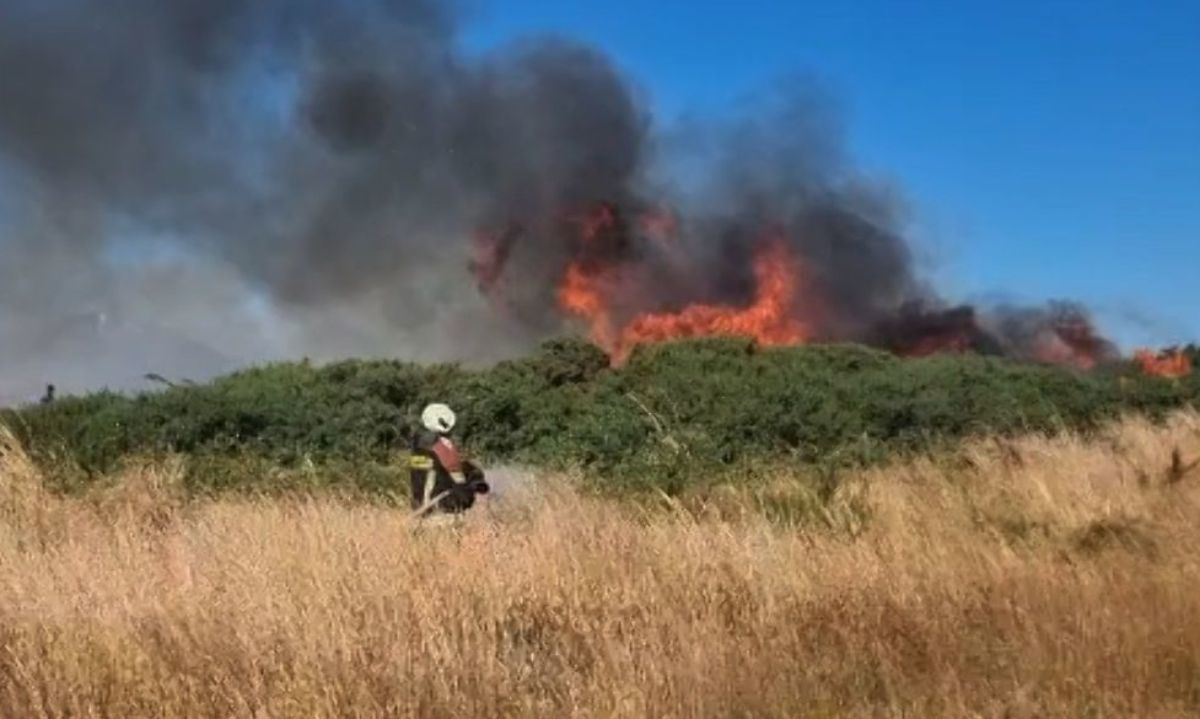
[0,0,1116,404]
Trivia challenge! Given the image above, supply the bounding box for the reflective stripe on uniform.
[422,472,435,505]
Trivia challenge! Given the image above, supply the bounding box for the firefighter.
[409,403,488,518]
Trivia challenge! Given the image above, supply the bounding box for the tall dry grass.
[2,414,1200,717]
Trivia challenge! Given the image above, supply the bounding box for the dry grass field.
[2,413,1200,717]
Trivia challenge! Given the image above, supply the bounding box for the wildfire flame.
[472,200,1156,373]
[614,238,810,362]
[1134,348,1192,379]
[558,261,618,350]
[553,201,814,363]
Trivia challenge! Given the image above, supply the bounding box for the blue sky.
[462,0,1200,349]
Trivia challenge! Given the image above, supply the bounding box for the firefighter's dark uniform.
[409,430,487,516]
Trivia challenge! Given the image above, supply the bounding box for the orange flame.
[557,261,617,350]
[486,200,1132,372]
[554,203,625,349]
[1134,348,1192,378]
[616,238,810,360]
[558,230,813,363]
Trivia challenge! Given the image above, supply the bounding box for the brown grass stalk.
[2,415,1200,717]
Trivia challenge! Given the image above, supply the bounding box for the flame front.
[472,200,1135,371]
[615,238,810,361]
[1134,348,1192,378]
[557,261,617,350]
[554,207,813,363]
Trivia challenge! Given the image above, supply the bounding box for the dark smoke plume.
[0,0,1115,404]
[470,80,1118,368]
[0,0,652,401]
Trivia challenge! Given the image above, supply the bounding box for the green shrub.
[7,336,1198,495]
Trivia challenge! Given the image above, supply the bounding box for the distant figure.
[40,384,55,405]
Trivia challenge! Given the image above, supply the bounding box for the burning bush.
[1134,347,1193,379]
[472,199,1122,373]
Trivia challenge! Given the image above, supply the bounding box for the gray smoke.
[0,0,650,402]
[0,1,1117,405]
[469,76,1118,366]
[691,83,924,340]
[470,80,932,336]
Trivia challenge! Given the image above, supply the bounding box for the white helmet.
[421,403,456,434]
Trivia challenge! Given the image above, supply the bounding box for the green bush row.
[4,337,1197,494]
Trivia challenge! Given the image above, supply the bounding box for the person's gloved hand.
[463,462,489,494]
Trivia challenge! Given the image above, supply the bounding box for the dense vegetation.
[4,337,1198,494]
